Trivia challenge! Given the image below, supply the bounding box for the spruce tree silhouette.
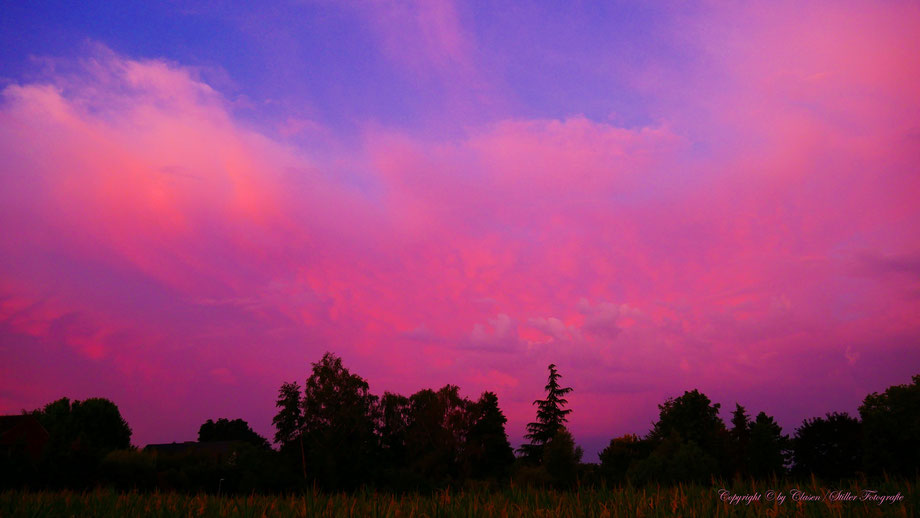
[520,363,572,463]
[729,403,751,475]
[466,391,515,479]
[747,411,788,478]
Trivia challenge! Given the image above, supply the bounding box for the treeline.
[597,374,919,485]
[271,353,517,491]
[1,353,917,493]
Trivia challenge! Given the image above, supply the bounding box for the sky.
[1,1,919,460]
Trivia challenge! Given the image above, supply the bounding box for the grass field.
[2,478,915,517]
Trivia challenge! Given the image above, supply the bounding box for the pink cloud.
[353,0,476,76]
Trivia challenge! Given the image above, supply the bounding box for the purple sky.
[2,1,919,460]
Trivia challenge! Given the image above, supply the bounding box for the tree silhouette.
[272,381,306,481]
[542,427,583,488]
[599,433,646,483]
[270,355,524,490]
[465,391,515,479]
[649,389,725,452]
[300,352,379,489]
[375,392,411,484]
[792,412,862,479]
[629,431,719,484]
[747,411,788,478]
[642,389,726,481]
[520,364,572,463]
[729,403,750,475]
[403,385,472,485]
[198,418,269,449]
[30,397,131,487]
[859,374,920,476]
[272,382,303,448]
[10,369,918,491]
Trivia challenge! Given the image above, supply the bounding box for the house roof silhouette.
[0,414,50,461]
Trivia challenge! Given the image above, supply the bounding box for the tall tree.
[730,404,751,442]
[300,352,379,489]
[272,381,306,481]
[520,363,573,463]
[272,382,304,447]
[465,391,515,479]
[747,411,788,478]
[729,403,751,475]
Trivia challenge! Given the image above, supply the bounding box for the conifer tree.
[466,391,515,478]
[520,363,573,463]
[729,403,751,475]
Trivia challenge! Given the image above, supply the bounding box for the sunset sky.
[2,1,919,459]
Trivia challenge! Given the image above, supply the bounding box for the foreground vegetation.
[2,478,915,518]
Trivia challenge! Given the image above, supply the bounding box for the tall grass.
[2,478,915,517]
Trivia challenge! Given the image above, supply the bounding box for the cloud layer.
[2,1,919,458]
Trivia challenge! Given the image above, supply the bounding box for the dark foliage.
[542,427,583,488]
[375,385,516,489]
[859,374,920,476]
[198,418,270,449]
[599,433,647,483]
[600,396,791,485]
[300,352,379,489]
[29,397,132,488]
[272,381,307,482]
[272,381,303,448]
[374,391,411,484]
[629,431,720,484]
[728,403,751,476]
[132,442,288,493]
[401,386,470,486]
[792,412,862,479]
[270,353,515,491]
[648,389,726,453]
[747,411,788,478]
[642,389,728,482]
[466,392,515,479]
